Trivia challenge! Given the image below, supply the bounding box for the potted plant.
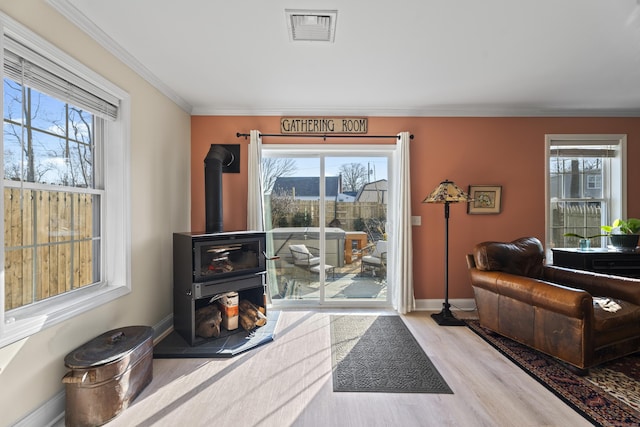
[562,232,602,251]
[601,218,640,250]
[564,218,640,250]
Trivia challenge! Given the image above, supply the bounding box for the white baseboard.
[153,313,174,344]
[13,390,65,427]
[415,298,476,312]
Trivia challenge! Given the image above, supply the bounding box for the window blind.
[550,139,620,158]
[3,36,119,120]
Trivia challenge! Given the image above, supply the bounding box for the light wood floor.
[104,310,591,427]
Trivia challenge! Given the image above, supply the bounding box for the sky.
[4,78,94,187]
[290,156,388,181]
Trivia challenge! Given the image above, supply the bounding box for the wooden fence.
[551,202,603,246]
[4,188,95,311]
[271,200,387,232]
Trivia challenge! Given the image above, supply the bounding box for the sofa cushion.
[593,298,640,332]
[593,298,640,348]
[473,237,544,278]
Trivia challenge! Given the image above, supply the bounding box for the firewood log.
[239,299,256,313]
[239,312,255,331]
[194,304,222,338]
[238,300,267,330]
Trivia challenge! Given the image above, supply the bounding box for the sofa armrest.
[470,269,593,318]
[543,265,640,305]
[530,280,593,318]
[466,254,476,269]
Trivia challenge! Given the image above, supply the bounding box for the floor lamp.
[423,180,472,326]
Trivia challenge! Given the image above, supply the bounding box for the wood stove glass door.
[263,147,391,308]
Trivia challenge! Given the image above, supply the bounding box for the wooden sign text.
[280,117,368,134]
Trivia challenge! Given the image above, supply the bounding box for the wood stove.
[173,231,267,345]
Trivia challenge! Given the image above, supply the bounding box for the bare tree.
[3,82,55,183]
[338,162,368,192]
[5,81,95,189]
[51,106,93,187]
[261,158,297,193]
[268,190,297,228]
[560,158,601,198]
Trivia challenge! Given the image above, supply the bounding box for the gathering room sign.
[280,117,368,134]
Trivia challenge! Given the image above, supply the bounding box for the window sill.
[1,283,130,349]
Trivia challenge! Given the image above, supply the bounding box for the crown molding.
[191,105,640,117]
[47,0,192,114]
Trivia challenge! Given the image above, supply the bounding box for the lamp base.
[431,303,466,326]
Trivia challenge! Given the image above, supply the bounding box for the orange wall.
[191,116,640,300]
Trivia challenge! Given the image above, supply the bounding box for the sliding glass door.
[263,145,391,307]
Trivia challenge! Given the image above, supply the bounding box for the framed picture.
[468,185,502,214]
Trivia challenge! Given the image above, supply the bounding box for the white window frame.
[0,13,131,348]
[544,134,627,258]
[262,144,395,309]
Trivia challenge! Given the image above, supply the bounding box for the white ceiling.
[52,0,640,116]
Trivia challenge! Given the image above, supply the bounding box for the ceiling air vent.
[285,9,337,43]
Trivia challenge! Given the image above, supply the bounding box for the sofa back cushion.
[473,237,544,278]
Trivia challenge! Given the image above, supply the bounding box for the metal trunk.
[62,326,154,426]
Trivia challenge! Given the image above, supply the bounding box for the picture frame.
[468,185,502,214]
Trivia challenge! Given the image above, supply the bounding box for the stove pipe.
[205,145,234,233]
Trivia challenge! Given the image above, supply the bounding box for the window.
[545,134,626,253]
[262,144,394,308]
[587,174,601,190]
[0,15,130,347]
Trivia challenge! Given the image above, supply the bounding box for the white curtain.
[247,130,265,231]
[391,131,415,313]
[247,130,278,302]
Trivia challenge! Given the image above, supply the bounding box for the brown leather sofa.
[467,237,640,373]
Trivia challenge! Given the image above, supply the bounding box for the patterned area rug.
[330,315,453,393]
[467,320,640,426]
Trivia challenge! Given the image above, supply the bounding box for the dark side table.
[551,248,640,278]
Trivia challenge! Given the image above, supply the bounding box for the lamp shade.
[423,180,471,204]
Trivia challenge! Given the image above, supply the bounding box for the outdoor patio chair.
[361,240,387,277]
[289,244,321,268]
[289,244,334,281]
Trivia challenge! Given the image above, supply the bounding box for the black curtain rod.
[236,132,413,140]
